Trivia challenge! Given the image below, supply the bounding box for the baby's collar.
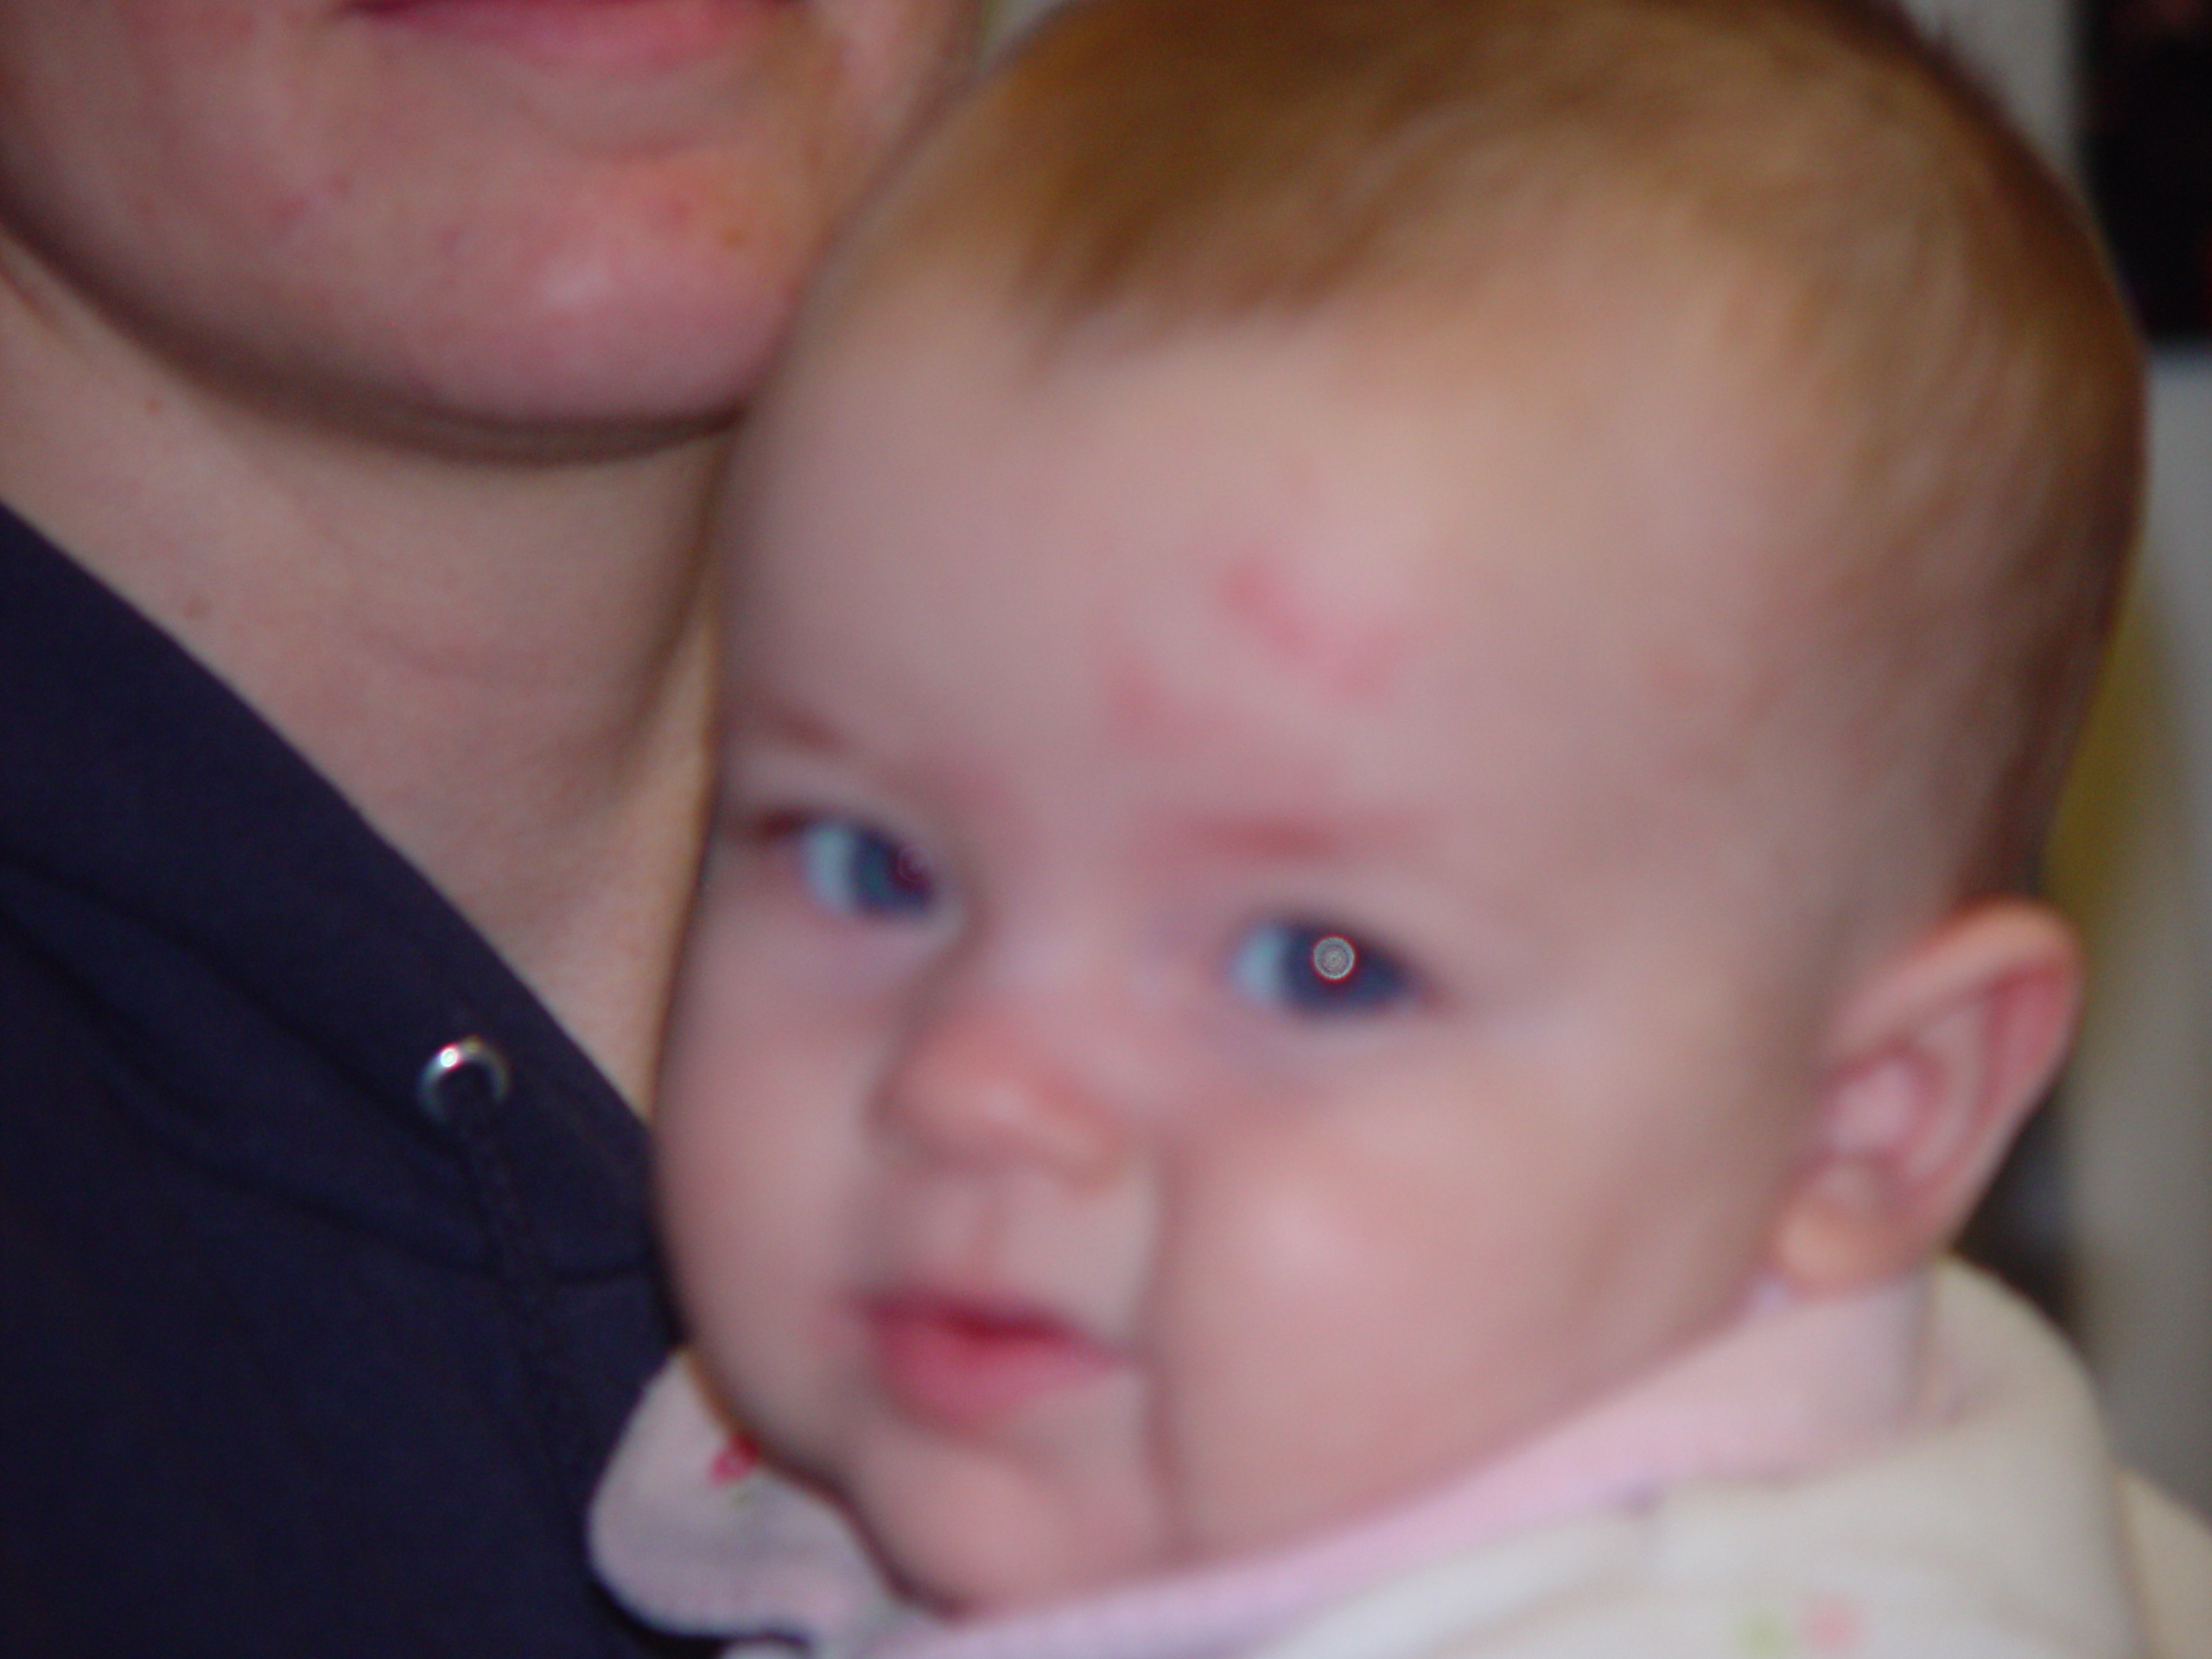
[592,1270,1931,1659]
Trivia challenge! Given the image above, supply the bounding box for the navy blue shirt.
[0,506,715,1658]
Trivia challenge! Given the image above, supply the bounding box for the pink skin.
[1098,550,1409,751]
[0,0,974,441]
[1215,551,1411,707]
[662,296,1860,1615]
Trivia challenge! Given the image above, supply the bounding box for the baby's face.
[660,291,1848,1613]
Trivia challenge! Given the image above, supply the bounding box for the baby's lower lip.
[867,1295,1122,1427]
[353,0,792,73]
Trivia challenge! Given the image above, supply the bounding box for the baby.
[594,0,2211,1653]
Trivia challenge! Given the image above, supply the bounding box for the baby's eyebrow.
[729,690,849,754]
[1169,808,1424,862]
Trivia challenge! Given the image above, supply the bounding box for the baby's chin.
[830,1429,1171,1618]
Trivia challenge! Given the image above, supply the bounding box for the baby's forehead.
[751,275,1851,807]
[792,259,1843,623]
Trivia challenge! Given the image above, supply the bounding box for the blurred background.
[983,0,2212,1512]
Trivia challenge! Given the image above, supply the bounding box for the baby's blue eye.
[1230,921,1410,1016]
[793,818,937,918]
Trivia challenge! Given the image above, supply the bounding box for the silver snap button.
[416,1036,512,1122]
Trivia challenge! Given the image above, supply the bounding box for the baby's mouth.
[865,1293,1122,1427]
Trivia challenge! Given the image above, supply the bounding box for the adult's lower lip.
[868,1296,1122,1427]
[354,0,794,74]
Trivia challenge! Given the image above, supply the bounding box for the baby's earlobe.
[1770,900,2082,1297]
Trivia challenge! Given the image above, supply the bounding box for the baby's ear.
[1771,899,2082,1296]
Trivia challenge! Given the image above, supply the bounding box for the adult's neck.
[0,275,726,1108]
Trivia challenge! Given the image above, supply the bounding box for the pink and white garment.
[593,1265,2207,1659]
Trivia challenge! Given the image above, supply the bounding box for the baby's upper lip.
[858,1281,1128,1423]
[861,1281,1117,1350]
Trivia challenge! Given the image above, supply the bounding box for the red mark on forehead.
[1103,642,1217,750]
[1217,551,1408,705]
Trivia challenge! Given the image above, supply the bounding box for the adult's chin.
[0,0,977,452]
[314,186,826,454]
[307,0,978,440]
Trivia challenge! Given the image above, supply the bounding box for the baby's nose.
[874,996,1129,1185]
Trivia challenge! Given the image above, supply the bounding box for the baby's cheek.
[658,973,862,1388]
[661,1083,861,1471]
[1148,1153,1425,1554]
